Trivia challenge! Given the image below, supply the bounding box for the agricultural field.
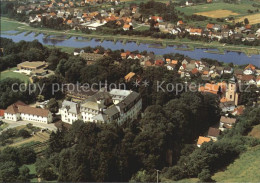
[212,145,260,182]
[195,10,238,18]
[176,1,258,17]
[236,13,260,24]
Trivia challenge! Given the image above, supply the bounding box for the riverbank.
[1,17,260,56]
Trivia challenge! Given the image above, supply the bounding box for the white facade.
[59,101,80,124]
[243,69,254,75]
[19,112,52,124]
[4,113,20,121]
[61,89,142,124]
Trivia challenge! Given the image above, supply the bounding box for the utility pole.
[156,169,160,183]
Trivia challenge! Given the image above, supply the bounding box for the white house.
[257,77,260,87]
[59,101,80,124]
[4,101,52,124]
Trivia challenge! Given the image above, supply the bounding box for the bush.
[198,169,212,182]
[18,129,31,138]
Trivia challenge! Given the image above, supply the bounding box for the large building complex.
[59,89,142,124]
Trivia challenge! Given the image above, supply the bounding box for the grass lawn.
[45,45,75,54]
[212,145,260,182]
[0,123,9,131]
[25,164,38,182]
[0,17,24,32]
[135,25,150,31]
[0,68,30,83]
[176,1,257,16]
[248,124,260,139]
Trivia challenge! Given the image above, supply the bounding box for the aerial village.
[14,0,260,43]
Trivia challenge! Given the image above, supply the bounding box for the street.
[0,119,57,134]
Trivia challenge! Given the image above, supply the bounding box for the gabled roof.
[197,136,211,146]
[220,116,236,124]
[245,64,256,71]
[208,127,220,137]
[125,72,136,82]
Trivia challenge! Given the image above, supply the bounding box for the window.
[230,95,232,99]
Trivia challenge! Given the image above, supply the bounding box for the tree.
[18,147,37,165]
[0,161,19,182]
[35,159,57,181]
[18,129,31,138]
[47,98,59,114]
[244,18,249,25]
[198,169,212,182]
[18,166,30,182]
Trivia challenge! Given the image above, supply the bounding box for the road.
[0,119,57,134]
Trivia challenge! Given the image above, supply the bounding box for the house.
[197,136,211,147]
[59,101,80,124]
[65,84,97,102]
[166,64,176,71]
[219,116,236,131]
[232,105,245,116]
[17,61,48,74]
[150,16,163,23]
[257,76,260,87]
[243,64,256,75]
[240,75,256,85]
[144,60,154,67]
[125,72,136,82]
[206,23,214,30]
[177,20,184,26]
[199,83,219,95]
[0,109,4,119]
[121,51,131,59]
[186,1,193,6]
[123,24,131,31]
[17,6,26,14]
[190,28,202,36]
[155,60,164,66]
[223,66,233,74]
[207,127,220,141]
[246,33,256,41]
[4,101,53,124]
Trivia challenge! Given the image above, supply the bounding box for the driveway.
[0,119,57,134]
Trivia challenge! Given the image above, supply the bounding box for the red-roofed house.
[4,102,53,123]
[155,60,164,66]
[190,28,202,36]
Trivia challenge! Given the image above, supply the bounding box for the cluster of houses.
[18,0,260,42]
[197,115,238,147]
[25,0,141,31]
[59,88,142,124]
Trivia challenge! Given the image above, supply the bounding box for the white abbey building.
[4,101,53,124]
[60,89,142,124]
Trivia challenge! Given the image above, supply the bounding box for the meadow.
[212,145,260,182]
[0,68,30,83]
[176,1,258,17]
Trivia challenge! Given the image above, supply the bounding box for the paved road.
[0,119,57,134]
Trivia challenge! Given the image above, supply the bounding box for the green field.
[0,69,30,83]
[176,1,258,16]
[0,17,24,32]
[212,145,260,182]
[25,164,38,182]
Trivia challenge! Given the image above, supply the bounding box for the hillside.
[212,145,260,182]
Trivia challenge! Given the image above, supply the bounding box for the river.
[1,31,260,67]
